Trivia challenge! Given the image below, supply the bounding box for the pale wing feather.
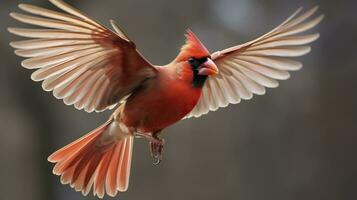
[186,7,323,118]
[10,12,92,33]
[110,19,130,41]
[9,0,156,113]
[17,3,100,30]
[10,39,95,49]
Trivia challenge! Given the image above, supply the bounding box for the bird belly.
[121,79,202,133]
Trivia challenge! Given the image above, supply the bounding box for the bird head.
[176,29,219,77]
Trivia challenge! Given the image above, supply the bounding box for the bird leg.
[134,131,165,165]
[149,135,165,165]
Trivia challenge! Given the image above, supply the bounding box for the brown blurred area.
[1,0,357,200]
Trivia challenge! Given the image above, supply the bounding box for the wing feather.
[10,39,95,49]
[18,3,100,30]
[14,43,99,57]
[10,12,92,33]
[8,28,98,39]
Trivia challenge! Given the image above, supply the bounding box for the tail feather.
[72,161,88,191]
[48,121,109,163]
[94,147,114,197]
[48,120,134,198]
[105,141,124,196]
[118,136,134,191]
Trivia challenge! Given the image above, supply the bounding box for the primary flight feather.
[8,0,323,198]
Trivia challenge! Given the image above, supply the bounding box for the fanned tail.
[48,120,134,198]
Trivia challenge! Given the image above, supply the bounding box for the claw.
[152,155,161,165]
[149,138,165,165]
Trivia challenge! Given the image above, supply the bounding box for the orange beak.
[198,58,219,76]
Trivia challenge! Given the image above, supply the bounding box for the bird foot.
[133,132,165,165]
[149,137,165,165]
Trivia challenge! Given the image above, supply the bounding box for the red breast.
[121,63,202,133]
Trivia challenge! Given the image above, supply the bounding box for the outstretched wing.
[186,6,324,118]
[9,0,157,113]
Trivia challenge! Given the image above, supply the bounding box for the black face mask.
[188,57,209,88]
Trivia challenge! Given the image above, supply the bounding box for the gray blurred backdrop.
[1,0,357,200]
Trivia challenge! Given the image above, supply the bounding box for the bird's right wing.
[9,0,157,113]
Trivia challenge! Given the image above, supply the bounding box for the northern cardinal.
[8,0,323,198]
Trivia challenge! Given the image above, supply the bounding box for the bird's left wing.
[186,6,323,118]
[9,0,157,113]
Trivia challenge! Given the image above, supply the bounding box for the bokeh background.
[1,0,357,200]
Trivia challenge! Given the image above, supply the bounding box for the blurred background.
[1,0,357,200]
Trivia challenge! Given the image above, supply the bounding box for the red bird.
[9,0,323,198]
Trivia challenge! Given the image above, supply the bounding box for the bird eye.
[188,58,195,64]
[188,57,200,68]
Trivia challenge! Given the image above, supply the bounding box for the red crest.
[178,29,210,60]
